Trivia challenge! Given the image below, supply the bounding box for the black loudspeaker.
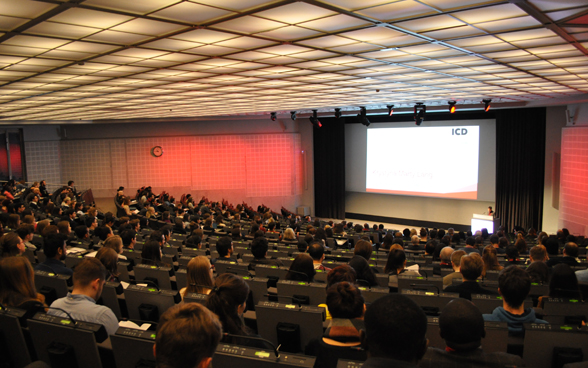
[552,347,582,368]
[47,341,78,368]
[277,322,301,353]
[138,303,159,322]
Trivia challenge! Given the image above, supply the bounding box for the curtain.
[495,107,546,232]
[313,117,346,219]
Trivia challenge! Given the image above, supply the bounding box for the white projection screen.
[346,118,496,202]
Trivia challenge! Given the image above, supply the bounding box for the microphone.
[410,283,440,294]
[356,279,372,289]
[263,293,305,306]
[419,270,429,279]
[286,269,309,282]
[41,305,78,325]
[223,332,281,358]
[225,267,252,277]
[133,279,160,290]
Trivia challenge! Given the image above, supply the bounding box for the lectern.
[471,214,500,233]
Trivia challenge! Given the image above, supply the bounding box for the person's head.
[0,256,40,307]
[450,250,466,271]
[205,273,249,340]
[411,235,419,246]
[460,253,483,281]
[57,220,71,235]
[74,225,89,240]
[326,265,357,287]
[186,256,214,294]
[141,240,162,265]
[363,294,427,362]
[43,232,67,260]
[549,263,580,299]
[104,235,123,254]
[545,237,560,256]
[564,242,579,258]
[250,237,269,259]
[326,282,364,319]
[16,224,34,243]
[7,214,20,229]
[216,237,233,258]
[283,228,295,240]
[97,226,113,241]
[505,245,519,260]
[286,253,315,282]
[120,229,137,248]
[308,240,324,262]
[440,247,453,263]
[498,265,530,308]
[85,216,98,230]
[529,245,548,262]
[384,248,406,274]
[72,258,107,300]
[439,299,485,351]
[185,235,202,249]
[465,237,475,247]
[353,240,372,261]
[154,303,222,368]
[36,219,50,235]
[489,235,499,246]
[482,245,500,274]
[514,238,527,254]
[96,247,119,279]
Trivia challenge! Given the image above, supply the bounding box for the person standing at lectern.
[487,206,494,216]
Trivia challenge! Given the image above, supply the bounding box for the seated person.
[348,240,378,287]
[0,232,25,258]
[49,258,119,336]
[483,265,548,336]
[420,299,524,368]
[362,294,428,368]
[179,256,213,300]
[0,256,47,320]
[305,282,368,368]
[154,303,222,368]
[526,245,549,283]
[385,249,420,289]
[462,237,480,254]
[212,236,237,265]
[16,224,36,251]
[547,242,579,267]
[205,273,270,349]
[71,225,93,249]
[505,246,522,265]
[308,240,331,271]
[247,237,282,271]
[538,263,583,309]
[406,235,424,251]
[34,233,73,276]
[120,229,137,250]
[444,253,497,300]
[285,253,316,283]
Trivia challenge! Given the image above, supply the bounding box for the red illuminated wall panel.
[560,127,588,235]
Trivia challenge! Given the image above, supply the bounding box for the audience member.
[362,294,428,367]
[0,232,25,258]
[180,256,213,299]
[95,247,120,282]
[481,245,503,278]
[285,253,315,282]
[35,233,72,276]
[49,258,119,335]
[547,242,579,267]
[308,240,330,271]
[248,237,282,271]
[443,250,466,288]
[419,299,524,368]
[154,303,222,368]
[213,236,237,264]
[483,265,547,336]
[0,256,46,320]
[444,253,497,299]
[526,245,549,283]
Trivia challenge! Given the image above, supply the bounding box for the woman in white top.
[180,256,214,300]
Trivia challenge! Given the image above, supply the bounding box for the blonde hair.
[104,235,123,254]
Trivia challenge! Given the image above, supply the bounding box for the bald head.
[440,247,454,263]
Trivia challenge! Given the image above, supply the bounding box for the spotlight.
[334,108,342,119]
[309,109,322,128]
[448,100,456,113]
[290,111,297,121]
[270,112,277,121]
[414,103,426,126]
[483,99,492,112]
[387,105,394,116]
[357,106,370,127]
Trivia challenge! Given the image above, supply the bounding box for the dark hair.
[465,237,475,247]
[489,235,499,245]
[364,294,427,361]
[326,282,364,319]
[141,240,162,265]
[74,225,89,240]
[16,225,34,240]
[498,266,530,308]
[156,303,222,368]
[285,254,315,282]
[308,241,324,261]
[185,235,202,249]
[297,240,308,253]
[250,237,269,259]
[384,249,406,274]
[43,233,67,258]
[545,237,560,256]
[73,258,107,287]
[326,265,357,287]
[205,273,250,344]
[564,242,579,258]
[354,240,372,260]
[120,229,136,247]
[439,299,485,350]
[96,247,119,278]
[460,253,483,281]
[216,237,232,257]
[549,264,581,299]
[514,238,527,254]
[505,245,519,260]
